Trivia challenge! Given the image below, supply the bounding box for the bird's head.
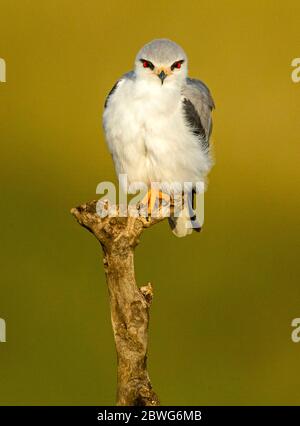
[134,39,188,87]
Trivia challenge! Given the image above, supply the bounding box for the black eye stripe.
[171,59,185,70]
[140,59,155,70]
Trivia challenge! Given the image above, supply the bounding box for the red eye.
[171,60,184,70]
[140,59,154,70]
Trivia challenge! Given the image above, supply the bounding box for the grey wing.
[182,78,215,150]
[104,71,135,108]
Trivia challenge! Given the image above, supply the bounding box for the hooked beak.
[158,70,167,85]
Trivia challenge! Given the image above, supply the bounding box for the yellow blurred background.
[0,0,300,405]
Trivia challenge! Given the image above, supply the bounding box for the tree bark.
[71,200,163,406]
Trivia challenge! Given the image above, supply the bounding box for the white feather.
[103,76,211,193]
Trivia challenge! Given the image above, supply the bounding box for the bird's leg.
[139,186,172,217]
[158,189,172,208]
[149,188,171,216]
[139,189,152,217]
[139,190,150,206]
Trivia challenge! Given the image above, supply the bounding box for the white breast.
[103,77,210,192]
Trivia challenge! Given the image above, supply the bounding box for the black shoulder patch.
[104,81,119,108]
[182,98,208,149]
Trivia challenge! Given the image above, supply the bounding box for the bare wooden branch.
[71,200,165,406]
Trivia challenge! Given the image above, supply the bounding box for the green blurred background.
[0,0,300,405]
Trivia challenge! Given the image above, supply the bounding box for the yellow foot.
[139,187,172,216]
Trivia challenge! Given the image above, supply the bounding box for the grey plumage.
[104,71,135,109]
[182,78,215,150]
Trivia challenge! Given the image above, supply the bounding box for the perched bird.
[103,38,214,237]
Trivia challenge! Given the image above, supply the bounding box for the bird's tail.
[168,192,201,238]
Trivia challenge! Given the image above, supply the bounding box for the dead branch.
[71,200,166,406]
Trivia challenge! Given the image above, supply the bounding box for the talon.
[149,188,171,216]
[139,189,151,216]
[139,187,173,217]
